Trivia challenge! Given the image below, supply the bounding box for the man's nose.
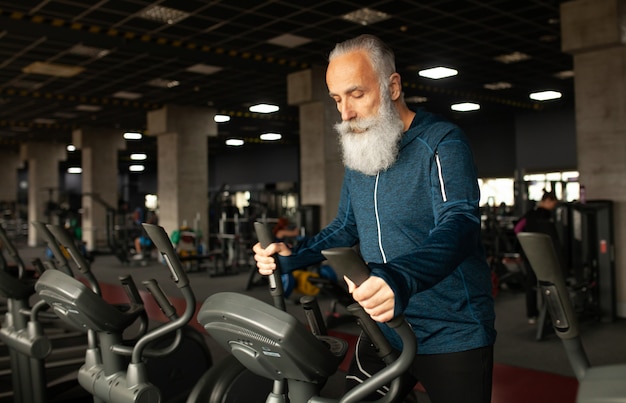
[340,101,356,121]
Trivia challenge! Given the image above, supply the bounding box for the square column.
[561,0,626,317]
[288,66,344,227]
[73,127,126,251]
[19,143,66,246]
[147,105,216,238]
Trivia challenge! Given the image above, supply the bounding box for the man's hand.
[252,242,292,275]
[345,275,395,323]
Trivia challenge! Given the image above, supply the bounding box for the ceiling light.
[529,91,562,101]
[214,114,231,123]
[33,118,56,124]
[186,64,223,75]
[66,144,76,152]
[249,103,279,113]
[123,132,143,140]
[22,61,84,77]
[139,5,189,25]
[404,96,428,104]
[68,44,111,58]
[451,102,480,112]
[225,138,244,146]
[129,165,145,172]
[54,112,78,118]
[11,80,43,90]
[67,167,82,174]
[148,78,180,88]
[76,104,102,112]
[130,153,147,161]
[418,67,458,79]
[342,8,390,25]
[554,70,574,79]
[494,51,531,64]
[260,133,282,141]
[113,91,142,100]
[267,34,312,48]
[483,82,512,90]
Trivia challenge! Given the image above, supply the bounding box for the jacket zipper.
[435,152,448,202]
[374,172,387,263]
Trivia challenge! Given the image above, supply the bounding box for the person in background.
[254,34,495,402]
[514,189,560,324]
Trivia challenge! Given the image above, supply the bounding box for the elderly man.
[254,34,495,403]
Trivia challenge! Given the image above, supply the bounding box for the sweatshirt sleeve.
[278,175,360,272]
[370,127,484,315]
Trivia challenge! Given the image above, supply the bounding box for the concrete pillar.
[561,0,626,317]
[0,150,21,203]
[19,143,66,246]
[147,105,215,239]
[73,127,126,251]
[288,66,344,227]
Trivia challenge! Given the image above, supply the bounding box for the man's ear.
[389,73,402,101]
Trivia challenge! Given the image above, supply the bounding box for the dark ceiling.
[0,0,573,167]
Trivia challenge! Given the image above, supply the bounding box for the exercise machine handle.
[142,223,190,289]
[254,221,286,312]
[143,279,177,320]
[321,248,395,362]
[0,223,27,278]
[119,274,143,306]
[31,221,73,277]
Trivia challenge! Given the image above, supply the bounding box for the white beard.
[335,97,405,176]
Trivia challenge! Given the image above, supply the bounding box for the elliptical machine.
[34,223,213,402]
[195,222,418,403]
[0,222,89,403]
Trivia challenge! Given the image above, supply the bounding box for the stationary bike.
[34,223,213,402]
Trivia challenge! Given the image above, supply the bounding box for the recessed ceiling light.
[214,114,231,123]
[11,80,43,90]
[554,70,574,79]
[139,5,189,25]
[342,8,390,25]
[483,82,513,90]
[22,61,84,78]
[418,67,458,79]
[249,103,279,113]
[260,133,282,141]
[33,118,56,124]
[113,91,142,100]
[529,91,562,101]
[54,112,78,118]
[451,102,480,112]
[494,51,531,64]
[76,104,102,112]
[148,78,180,88]
[67,167,82,174]
[130,153,147,161]
[267,34,312,48]
[186,64,223,75]
[404,96,428,104]
[123,132,143,140]
[68,44,110,58]
[66,144,76,152]
[226,138,244,146]
[129,165,145,172]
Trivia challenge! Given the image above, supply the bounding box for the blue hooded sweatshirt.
[279,107,496,354]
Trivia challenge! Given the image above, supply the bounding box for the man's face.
[326,50,405,175]
[326,50,382,126]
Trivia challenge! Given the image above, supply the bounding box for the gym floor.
[6,245,626,403]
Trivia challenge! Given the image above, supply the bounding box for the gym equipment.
[197,222,417,402]
[517,232,626,403]
[34,223,213,403]
[0,223,88,403]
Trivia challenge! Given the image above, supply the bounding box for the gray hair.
[328,34,396,86]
